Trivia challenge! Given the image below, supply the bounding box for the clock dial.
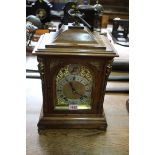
[55,64,93,110]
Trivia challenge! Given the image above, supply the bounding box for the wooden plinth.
[37,110,107,131]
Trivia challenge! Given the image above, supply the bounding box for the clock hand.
[72,88,86,98]
[65,78,76,92]
[68,82,84,97]
[68,82,83,97]
[65,78,85,97]
[69,82,76,92]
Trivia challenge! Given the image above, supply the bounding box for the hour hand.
[68,81,81,96]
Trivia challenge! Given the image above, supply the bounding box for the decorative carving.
[37,57,45,81]
[102,59,113,90]
[105,60,113,79]
[56,65,70,82]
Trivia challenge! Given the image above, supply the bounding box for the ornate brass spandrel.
[56,65,70,82]
[57,98,66,106]
[80,65,92,81]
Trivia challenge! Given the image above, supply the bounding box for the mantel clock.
[33,24,118,130]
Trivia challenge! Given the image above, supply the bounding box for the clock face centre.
[63,81,85,99]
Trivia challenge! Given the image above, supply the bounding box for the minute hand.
[65,78,76,92]
[69,82,76,92]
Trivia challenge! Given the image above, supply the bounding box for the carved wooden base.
[37,110,107,131]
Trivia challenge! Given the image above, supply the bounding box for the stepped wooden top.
[33,24,118,58]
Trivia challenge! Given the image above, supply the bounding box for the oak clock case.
[33,24,118,130]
